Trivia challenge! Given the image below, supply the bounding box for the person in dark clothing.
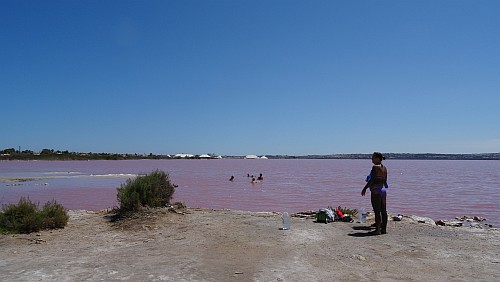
[361,152,388,235]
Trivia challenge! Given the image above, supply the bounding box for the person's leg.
[381,195,388,234]
[371,193,382,234]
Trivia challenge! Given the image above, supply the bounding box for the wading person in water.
[361,152,388,235]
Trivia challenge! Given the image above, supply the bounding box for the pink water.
[1,159,499,226]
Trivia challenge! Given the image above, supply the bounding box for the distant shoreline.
[261,152,500,161]
[1,152,499,161]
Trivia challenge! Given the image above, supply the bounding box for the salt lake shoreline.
[1,207,499,281]
[2,174,497,229]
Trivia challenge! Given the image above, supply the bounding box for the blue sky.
[1,1,499,155]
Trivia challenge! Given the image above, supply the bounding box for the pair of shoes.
[369,230,381,235]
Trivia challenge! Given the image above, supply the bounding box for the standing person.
[361,152,388,235]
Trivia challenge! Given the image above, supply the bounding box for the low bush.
[0,197,68,234]
[40,199,69,229]
[116,169,176,215]
[1,197,40,233]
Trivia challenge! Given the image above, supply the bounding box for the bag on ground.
[316,208,334,223]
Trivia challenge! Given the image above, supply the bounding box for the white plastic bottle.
[282,212,291,230]
[360,208,366,224]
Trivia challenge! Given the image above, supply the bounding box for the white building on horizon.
[245,155,268,159]
[174,153,194,158]
[245,154,259,159]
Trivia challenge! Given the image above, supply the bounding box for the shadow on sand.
[348,225,378,237]
[352,226,373,231]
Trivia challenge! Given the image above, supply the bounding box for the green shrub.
[0,213,7,233]
[40,200,69,229]
[0,197,69,234]
[117,169,176,214]
[1,197,41,233]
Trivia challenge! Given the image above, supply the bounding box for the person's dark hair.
[373,152,385,161]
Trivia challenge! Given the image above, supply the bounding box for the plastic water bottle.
[282,212,291,230]
[360,208,366,224]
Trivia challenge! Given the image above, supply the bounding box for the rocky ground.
[1,208,499,281]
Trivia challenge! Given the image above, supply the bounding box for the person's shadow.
[348,225,376,237]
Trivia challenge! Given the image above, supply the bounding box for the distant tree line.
[0,148,168,161]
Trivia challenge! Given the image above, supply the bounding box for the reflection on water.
[1,159,499,226]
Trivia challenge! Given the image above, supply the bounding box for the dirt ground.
[1,208,499,282]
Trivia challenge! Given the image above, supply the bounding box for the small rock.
[352,255,366,261]
[469,222,482,229]
[410,215,435,225]
[446,221,463,227]
[456,216,469,221]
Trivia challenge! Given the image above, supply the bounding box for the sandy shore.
[1,208,499,281]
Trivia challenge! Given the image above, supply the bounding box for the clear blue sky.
[1,1,499,155]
